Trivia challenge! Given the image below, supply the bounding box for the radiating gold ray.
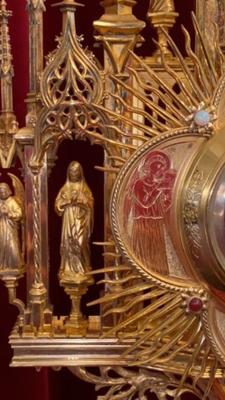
[151,320,202,363]
[133,316,197,366]
[97,274,140,285]
[102,293,178,337]
[102,252,121,258]
[204,359,219,397]
[174,332,205,400]
[95,104,159,136]
[193,344,211,387]
[136,297,183,337]
[129,50,191,113]
[123,306,184,356]
[95,166,120,173]
[182,26,212,97]
[138,314,197,358]
[111,75,184,128]
[102,289,170,318]
[140,315,188,357]
[127,67,188,122]
[162,28,207,103]
[85,128,136,151]
[213,23,225,75]
[88,284,156,307]
[107,155,127,163]
[111,92,169,132]
[105,124,148,142]
[92,241,115,246]
[157,45,201,108]
[87,266,131,275]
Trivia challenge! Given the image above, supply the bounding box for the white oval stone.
[194,110,211,127]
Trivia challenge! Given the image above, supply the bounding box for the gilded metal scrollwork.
[183,169,204,259]
[71,366,210,400]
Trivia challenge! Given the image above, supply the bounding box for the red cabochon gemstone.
[188,297,203,313]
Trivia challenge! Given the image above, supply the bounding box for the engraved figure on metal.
[123,150,176,275]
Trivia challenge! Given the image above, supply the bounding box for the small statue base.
[148,12,178,60]
[60,273,94,337]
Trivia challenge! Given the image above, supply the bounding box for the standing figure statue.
[149,0,175,13]
[0,180,24,274]
[55,161,94,283]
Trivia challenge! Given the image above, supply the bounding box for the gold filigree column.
[15,0,52,334]
[0,0,18,167]
[23,160,52,334]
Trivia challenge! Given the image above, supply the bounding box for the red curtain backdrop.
[0,1,196,400]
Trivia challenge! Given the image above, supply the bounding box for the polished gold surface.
[71,366,216,400]
[55,161,94,336]
[55,161,94,281]
[1,0,225,399]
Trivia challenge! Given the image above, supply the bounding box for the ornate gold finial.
[24,0,45,129]
[148,0,178,60]
[0,0,18,168]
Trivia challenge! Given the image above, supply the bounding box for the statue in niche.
[149,0,175,13]
[55,161,94,283]
[0,175,24,274]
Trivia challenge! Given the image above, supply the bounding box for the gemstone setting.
[188,297,203,313]
[194,110,211,127]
